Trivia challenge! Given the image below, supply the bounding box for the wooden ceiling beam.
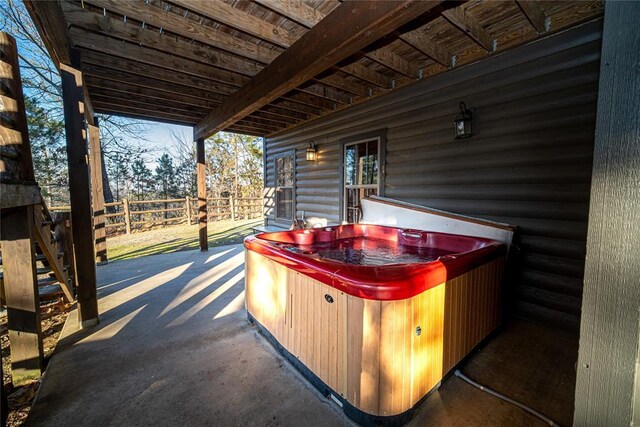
[399,30,454,67]
[196,0,443,138]
[87,83,221,110]
[239,117,284,132]
[235,120,279,134]
[243,112,294,127]
[73,0,372,104]
[23,1,71,65]
[250,111,299,126]
[516,0,550,34]
[90,93,207,116]
[174,0,391,90]
[92,102,201,124]
[82,67,227,105]
[93,98,207,119]
[70,28,249,87]
[169,0,296,48]
[80,51,234,97]
[315,73,370,98]
[337,62,389,88]
[271,98,323,117]
[298,84,351,106]
[284,92,334,112]
[225,125,265,137]
[82,0,279,64]
[441,7,496,52]
[62,2,262,77]
[255,0,419,78]
[23,1,96,123]
[261,105,310,121]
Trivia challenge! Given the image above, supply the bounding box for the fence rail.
[50,195,262,236]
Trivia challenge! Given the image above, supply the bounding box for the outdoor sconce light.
[453,102,473,139]
[306,140,318,162]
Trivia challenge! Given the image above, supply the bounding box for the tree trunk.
[101,145,114,207]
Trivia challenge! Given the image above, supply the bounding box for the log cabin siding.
[263,19,602,332]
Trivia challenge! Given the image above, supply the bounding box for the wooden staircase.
[0,201,75,305]
[31,203,74,302]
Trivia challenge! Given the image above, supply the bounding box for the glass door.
[344,139,379,223]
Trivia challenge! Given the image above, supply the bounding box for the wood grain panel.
[245,250,504,417]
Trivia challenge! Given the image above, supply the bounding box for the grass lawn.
[107,218,262,261]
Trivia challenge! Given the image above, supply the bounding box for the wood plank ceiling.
[52,0,602,137]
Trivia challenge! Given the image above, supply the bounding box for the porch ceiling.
[25,0,602,137]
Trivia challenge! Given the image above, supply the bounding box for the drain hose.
[454,369,561,427]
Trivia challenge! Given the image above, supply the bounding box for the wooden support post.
[122,198,131,234]
[196,135,208,251]
[185,196,191,225]
[88,118,107,264]
[229,195,236,221]
[0,207,43,385]
[60,59,99,328]
[574,2,640,425]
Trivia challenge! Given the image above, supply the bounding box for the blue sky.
[141,122,193,166]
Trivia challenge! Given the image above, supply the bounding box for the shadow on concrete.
[27,244,349,427]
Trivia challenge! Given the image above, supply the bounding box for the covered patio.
[27,245,577,426]
[1,0,639,425]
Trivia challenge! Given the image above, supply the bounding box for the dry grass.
[107,218,261,261]
[1,299,72,426]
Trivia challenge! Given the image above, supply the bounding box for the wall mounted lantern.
[453,102,473,139]
[306,140,318,162]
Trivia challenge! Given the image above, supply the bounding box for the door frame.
[338,128,387,223]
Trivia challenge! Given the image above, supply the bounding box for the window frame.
[338,129,387,223]
[273,150,296,223]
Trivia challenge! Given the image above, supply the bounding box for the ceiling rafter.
[23,0,97,123]
[260,105,310,121]
[70,28,250,87]
[82,0,384,100]
[441,7,496,52]
[255,0,446,75]
[196,0,445,138]
[91,93,206,116]
[169,0,296,49]
[80,52,235,97]
[92,101,201,124]
[169,0,392,103]
[86,82,221,110]
[82,62,226,102]
[272,98,324,116]
[171,0,392,90]
[516,0,550,34]
[82,0,279,63]
[62,2,262,77]
[399,30,454,67]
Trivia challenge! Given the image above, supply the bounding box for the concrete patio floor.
[27,244,577,426]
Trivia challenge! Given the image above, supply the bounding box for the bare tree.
[1,0,150,203]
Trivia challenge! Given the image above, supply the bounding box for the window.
[344,139,379,223]
[275,154,294,220]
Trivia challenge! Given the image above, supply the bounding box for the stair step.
[36,266,68,276]
[39,283,63,301]
[38,278,59,287]
[36,267,53,275]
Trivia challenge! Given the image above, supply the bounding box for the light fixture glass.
[453,102,473,139]
[306,141,318,162]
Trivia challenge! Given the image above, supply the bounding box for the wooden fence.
[51,196,262,236]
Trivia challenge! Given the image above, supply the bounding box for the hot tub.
[244,224,506,425]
